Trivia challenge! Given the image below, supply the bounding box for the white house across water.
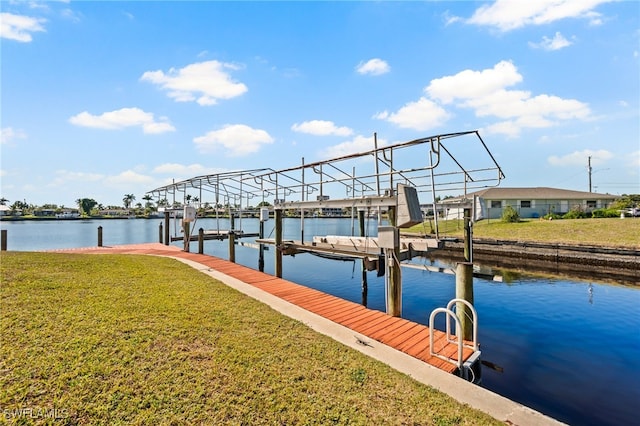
[440,187,619,220]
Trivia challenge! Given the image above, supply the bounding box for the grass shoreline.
[407,217,640,248]
[1,252,501,425]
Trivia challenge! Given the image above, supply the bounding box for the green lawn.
[408,217,640,248]
[1,252,500,425]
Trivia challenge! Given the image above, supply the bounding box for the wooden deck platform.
[171,230,260,242]
[49,243,476,375]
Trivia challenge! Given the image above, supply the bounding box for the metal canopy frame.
[146,130,505,212]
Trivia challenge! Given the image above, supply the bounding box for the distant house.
[56,208,80,219]
[440,187,619,220]
[34,209,57,217]
[99,208,131,217]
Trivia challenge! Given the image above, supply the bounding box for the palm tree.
[0,197,8,205]
[123,194,135,209]
[142,194,154,209]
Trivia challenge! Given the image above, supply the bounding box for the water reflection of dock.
[257,235,442,270]
[170,230,259,242]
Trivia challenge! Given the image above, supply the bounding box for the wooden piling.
[358,209,368,306]
[183,221,190,252]
[387,245,402,317]
[387,207,402,317]
[228,231,235,263]
[259,220,265,272]
[275,209,283,278]
[164,212,170,246]
[97,226,103,247]
[1,229,7,251]
[463,207,472,262]
[198,228,204,254]
[159,222,163,244]
[456,262,474,341]
[457,207,474,340]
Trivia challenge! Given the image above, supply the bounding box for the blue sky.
[1,0,639,208]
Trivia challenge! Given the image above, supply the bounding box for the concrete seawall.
[428,238,639,284]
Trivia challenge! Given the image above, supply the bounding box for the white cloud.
[356,58,390,76]
[291,120,353,137]
[482,121,522,138]
[548,149,613,166]
[140,60,248,106]
[466,0,612,32]
[49,170,104,187]
[0,12,46,42]
[60,8,82,23]
[152,163,224,177]
[68,107,175,134]
[1,127,27,145]
[379,60,591,136]
[443,11,462,26]
[464,91,590,121]
[424,61,590,135]
[319,134,388,160]
[193,124,274,156]
[426,60,523,104]
[374,97,451,131]
[105,170,155,186]
[529,32,573,51]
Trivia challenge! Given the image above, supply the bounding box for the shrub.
[563,209,588,219]
[501,205,520,223]
[591,208,620,218]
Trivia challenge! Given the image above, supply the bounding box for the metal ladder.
[429,298,481,382]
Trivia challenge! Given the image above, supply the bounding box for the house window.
[587,200,597,209]
[491,200,502,208]
[521,200,532,208]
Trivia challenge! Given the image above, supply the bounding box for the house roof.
[444,187,619,202]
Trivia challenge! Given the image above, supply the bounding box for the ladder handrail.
[445,298,479,352]
[429,307,464,370]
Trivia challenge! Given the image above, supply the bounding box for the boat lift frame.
[147,130,504,223]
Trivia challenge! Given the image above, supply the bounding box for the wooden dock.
[256,235,443,269]
[170,230,260,242]
[50,243,476,376]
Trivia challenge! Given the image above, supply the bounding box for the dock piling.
[358,209,368,306]
[164,212,170,246]
[259,219,265,272]
[228,231,236,263]
[159,222,163,244]
[1,229,7,251]
[275,209,283,278]
[183,221,190,252]
[456,262,474,340]
[198,228,204,254]
[457,207,474,340]
[97,226,103,247]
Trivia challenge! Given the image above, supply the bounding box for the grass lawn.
[407,217,640,248]
[1,252,500,425]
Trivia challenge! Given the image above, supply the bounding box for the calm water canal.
[2,218,639,425]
